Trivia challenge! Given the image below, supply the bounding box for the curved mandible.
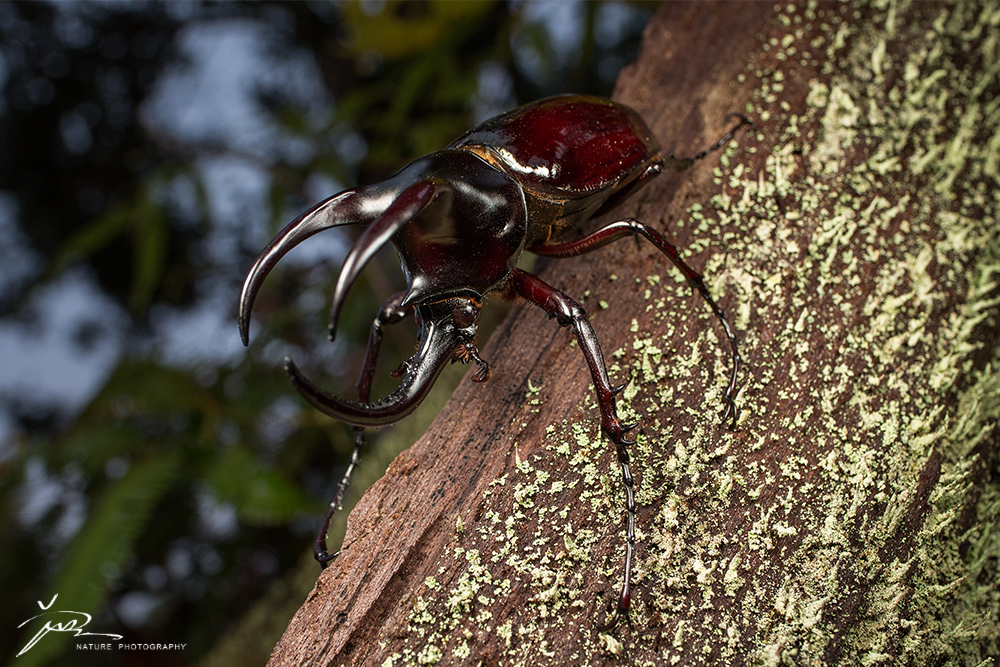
[240,188,378,345]
[327,180,445,341]
[284,313,458,427]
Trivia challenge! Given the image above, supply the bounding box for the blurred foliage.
[0,1,654,665]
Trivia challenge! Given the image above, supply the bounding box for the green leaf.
[52,423,150,474]
[47,185,170,315]
[48,202,130,274]
[205,446,320,526]
[342,0,495,61]
[129,191,168,314]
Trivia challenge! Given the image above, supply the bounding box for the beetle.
[239,94,752,626]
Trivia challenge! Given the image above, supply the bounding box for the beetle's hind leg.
[506,268,637,627]
[661,113,755,172]
[531,221,741,428]
[315,291,411,566]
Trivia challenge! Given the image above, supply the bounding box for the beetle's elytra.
[239,95,752,626]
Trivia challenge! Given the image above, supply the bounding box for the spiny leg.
[531,219,741,428]
[506,268,637,626]
[315,291,410,566]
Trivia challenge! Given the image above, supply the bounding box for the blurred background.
[0,1,655,664]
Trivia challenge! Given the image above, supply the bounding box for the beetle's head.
[415,292,491,380]
[240,151,523,428]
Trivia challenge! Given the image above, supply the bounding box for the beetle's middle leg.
[531,220,741,428]
[315,290,411,566]
[505,268,637,626]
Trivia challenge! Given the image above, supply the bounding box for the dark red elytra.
[239,95,752,627]
[450,96,659,194]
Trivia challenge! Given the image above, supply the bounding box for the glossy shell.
[449,95,661,201]
[389,151,528,305]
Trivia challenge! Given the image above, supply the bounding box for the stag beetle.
[239,95,751,625]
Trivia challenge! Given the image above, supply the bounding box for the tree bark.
[269,2,1000,665]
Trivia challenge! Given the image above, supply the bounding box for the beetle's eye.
[452,301,480,329]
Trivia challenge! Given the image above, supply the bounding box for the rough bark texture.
[269,2,1000,665]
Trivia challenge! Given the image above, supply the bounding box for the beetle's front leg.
[314,291,411,566]
[531,219,741,428]
[506,268,637,626]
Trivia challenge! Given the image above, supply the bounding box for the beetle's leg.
[661,113,755,172]
[531,219,741,428]
[505,268,637,627]
[315,290,411,566]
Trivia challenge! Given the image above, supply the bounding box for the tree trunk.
[268,2,1000,665]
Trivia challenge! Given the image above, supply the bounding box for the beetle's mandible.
[239,94,752,627]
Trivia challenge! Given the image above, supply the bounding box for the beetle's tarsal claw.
[720,348,742,429]
[666,111,757,173]
[471,354,492,383]
[456,344,491,383]
[723,112,757,134]
[599,565,634,631]
[315,549,340,568]
[722,397,740,430]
